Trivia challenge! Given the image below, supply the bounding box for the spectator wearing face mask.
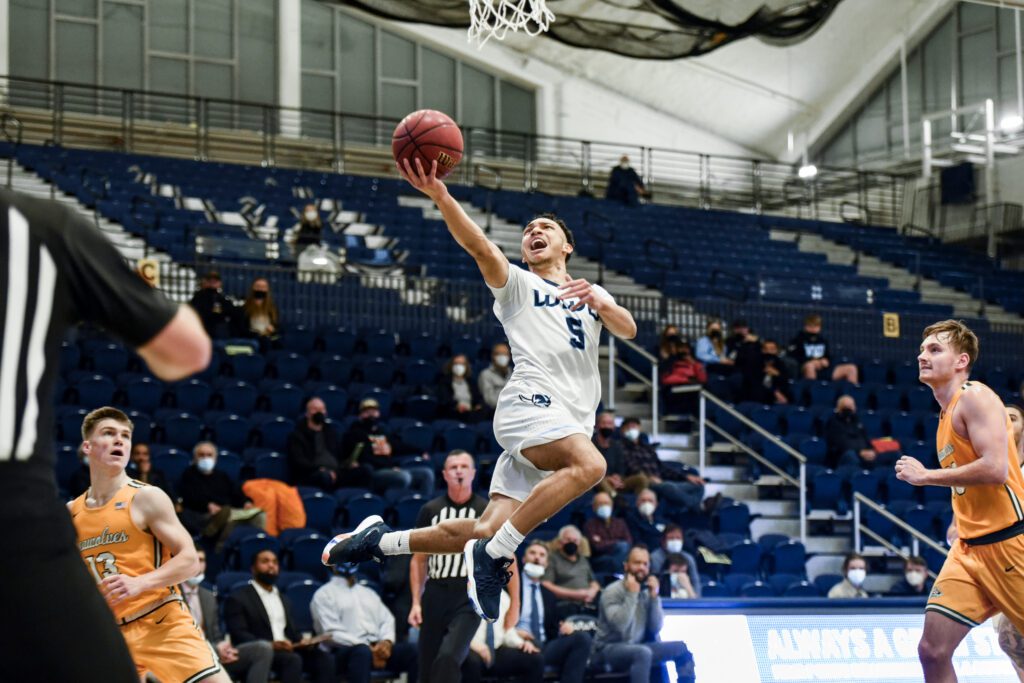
[583,492,633,573]
[178,440,257,544]
[241,277,280,343]
[662,553,698,600]
[888,556,933,596]
[625,488,668,550]
[189,269,239,340]
[542,526,601,618]
[736,337,790,405]
[619,419,707,515]
[478,342,512,410]
[788,314,859,383]
[592,412,627,496]
[659,337,706,415]
[605,155,649,207]
[341,398,434,496]
[828,553,869,598]
[438,353,486,422]
[293,203,324,252]
[695,319,733,372]
[287,397,347,490]
[649,525,700,597]
[657,325,681,361]
[824,395,877,470]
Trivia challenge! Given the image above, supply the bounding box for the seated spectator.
[293,203,324,251]
[178,441,260,544]
[788,314,859,383]
[341,398,434,496]
[824,395,877,470]
[624,489,668,550]
[695,318,733,371]
[478,342,512,410]
[649,525,700,597]
[311,564,418,683]
[240,277,280,344]
[591,546,696,683]
[514,541,593,683]
[583,492,632,573]
[225,550,334,683]
[189,269,238,339]
[659,337,706,415]
[725,318,755,359]
[462,586,543,683]
[828,552,869,598]
[287,397,347,490]
[542,525,601,618]
[129,442,171,495]
[592,412,627,497]
[605,155,648,206]
[737,336,791,405]
[438,354,486,422]
[620,420,706,515]
[183,545,274,682]
[888,555,934,597]
[663,553,698,599]
[657,324,680,361]
[68,444,91,498]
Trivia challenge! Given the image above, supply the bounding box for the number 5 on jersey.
[566,317,585,350]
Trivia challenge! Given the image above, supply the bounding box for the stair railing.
[699,389,807,545]
[606,335,660,442]
[852,493,947,578]
[1,112,23,189]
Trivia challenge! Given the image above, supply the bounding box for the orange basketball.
[392,109,464,180]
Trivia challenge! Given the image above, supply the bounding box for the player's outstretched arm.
[896,387,1009,487]
[100,486,200,606]
[398,158,508,288]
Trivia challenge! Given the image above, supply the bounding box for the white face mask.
[619,162,629,169]
[639,502,656,517]
[523,562,545,580]
[452,363,467,377]
[197,457,216,474]
[905,570,926,587]
[623,428,640,442]
[494,354,510,368]
[665,539,683,554]
[186,573,205,587]
[595,504,612,520]
[81,455,89,466]
[847,568,866,586]
[304,210,318,222]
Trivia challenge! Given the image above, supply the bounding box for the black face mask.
[838,408,854,418]
[310,412,326,425]
[598,427,615,438]
[253,291,267,300]
[361,416,378,427]
[562,542,578,557]
[255,571,278,586]
[709,330,723,340]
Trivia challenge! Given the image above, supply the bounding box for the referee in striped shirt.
[0,189,211,681]
[408,450,520,682]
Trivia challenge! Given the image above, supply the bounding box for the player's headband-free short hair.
[922,319,979,370]
[530,213,575,263]
[445,449,476,466]
[81,406,133,441]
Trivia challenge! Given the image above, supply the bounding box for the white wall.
[376,20,755,157]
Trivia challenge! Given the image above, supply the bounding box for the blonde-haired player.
[895,320,1024,682]
[70,407,230,683]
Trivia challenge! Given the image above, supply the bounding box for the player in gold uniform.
[70,406,230,683]
[895,320,1024,683]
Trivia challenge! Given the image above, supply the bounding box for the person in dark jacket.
[736,337,791,405]
[593,411,626,497]
[286,396,350,490]
[293,203,324,251]
[225,550,334,683]
[787,313,859,383]
[188,269,238,339]
[341,398,434,495]
[887,556,934,597]
[178,441,252,541]
[824,395,877,470]
[438,354,486,422]
[605,156,649,206]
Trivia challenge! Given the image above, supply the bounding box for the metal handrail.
[606,335,660,441]
[1,112,23,188]
[699,389,807,544]
[852,492,949,566]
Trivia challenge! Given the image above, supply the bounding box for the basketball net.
[467,0,555,46]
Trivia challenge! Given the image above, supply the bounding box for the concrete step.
[747,500,797,516]
[751,517,799,539]
[705,482,757,499]
[806,536,853,554]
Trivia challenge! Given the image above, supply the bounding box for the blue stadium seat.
[850,470,880,501]
[771,541,807,576]
[364,330,396,356]
[215,571,251,595]
[362,357,395,385]
[906,387,936,413]
[892,361,919,385]
[884,473,918,504]
[58,408,89,442]
[230,354,267,383]
[214,414,251,452]
[904,505,937,537]
[715,503,752,538]
[280,325,317,354]
[279,527,318,548]
[889,413,919,441]
[407,333,440,360]
[271,353,311,384]
[320,328,356,356]
[756,534,790,554]
[700,581,732,597]
[266,383,304,416]
[873,386,903,412]
[236,533,280,570]
[727,540,762,576]
[74,375,116,406]
[152,450,190,487]
[93,344,129,375]
[257,417,294,451]
[60,340,81,373]
[253,452,290,482]
[400,423,436,454]
[391,495,426,528]
[861,360,888,385]
[315,355,353,385]
[162,413,203,449]
[216,451,243,482]
[740,581,775,597]
[442,424,478,452]
[402,360,437,387]
[219,381,258,414]
[278,571,315,589]
[811,470,844,512]
[345,493,386,527]
[285,581,321,633]
[808,382,836,408]
[174,379,212,413]
[860,411,884,439]
[783,581,820,597]
[722,573,756,595]
[288,533,329,580]
[785,408,815,436]
[798,437,827,467]
[302,492,338,533]
[813,574,843,595]
[403,395,438,421]
[318,386,349,419]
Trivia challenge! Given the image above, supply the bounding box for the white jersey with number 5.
[487,264,610,425]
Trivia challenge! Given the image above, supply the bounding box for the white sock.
[378,530,411,556]
[485,520,524,560]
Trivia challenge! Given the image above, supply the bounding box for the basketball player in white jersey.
[324,158,637,623]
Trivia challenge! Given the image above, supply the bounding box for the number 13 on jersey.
[84,551,120,582]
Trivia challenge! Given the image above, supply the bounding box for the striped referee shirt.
[0,190,176,508]
[415,492,488,581]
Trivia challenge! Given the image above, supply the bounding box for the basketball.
[391,109,464,179]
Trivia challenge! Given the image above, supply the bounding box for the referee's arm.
[408,552,428,627]
[137,306,211,381]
